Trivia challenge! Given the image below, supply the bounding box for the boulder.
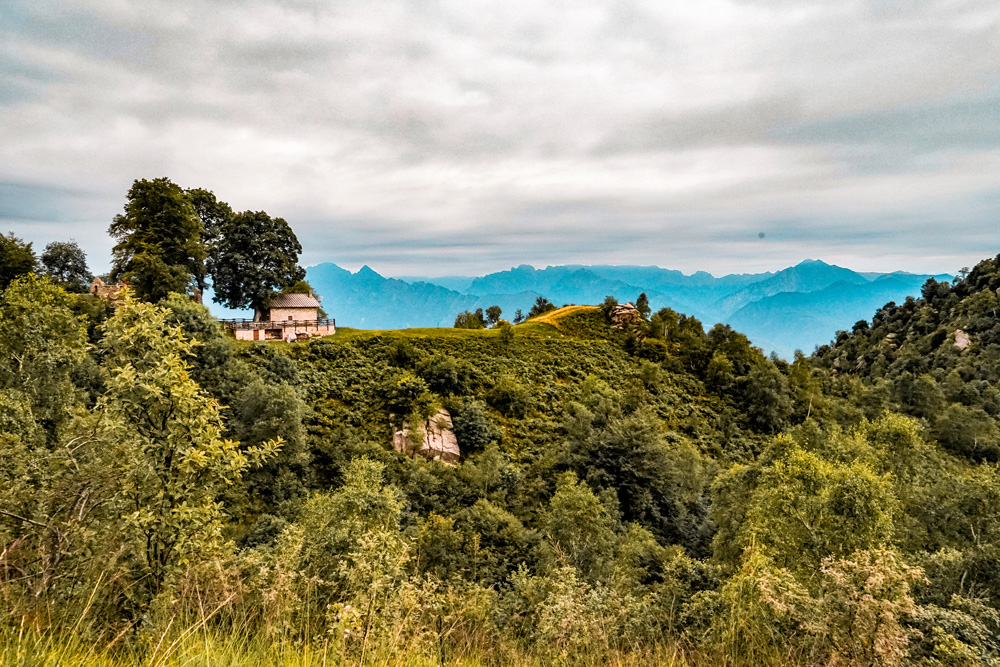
[393,409,460,466]
[955,329,971,351]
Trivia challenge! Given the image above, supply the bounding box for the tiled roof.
[268,293,321,308]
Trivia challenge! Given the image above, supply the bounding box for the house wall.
[232,321,335,341]
[269,306,318,321]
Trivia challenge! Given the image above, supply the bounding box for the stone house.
[224,292,335,341]
[89,277,126,303]
[90,278,202,305]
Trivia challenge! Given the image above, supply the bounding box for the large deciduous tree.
[0,232,37,290]
[109,178,206,302]
[187,188,234,291]
[186,187,234,244]
[0,274,88,442]
[98,292,278,607]
[40,240,91,292]
[208,210,305,313]
[485,305,503,327]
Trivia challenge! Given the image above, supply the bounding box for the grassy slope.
[527,305,599,328]
[324,305,599,342]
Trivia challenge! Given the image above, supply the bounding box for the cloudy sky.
[2,0,999,278]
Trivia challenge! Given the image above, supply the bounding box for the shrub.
[488,376,532,418]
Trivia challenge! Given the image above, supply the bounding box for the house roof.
[268,293,321,309]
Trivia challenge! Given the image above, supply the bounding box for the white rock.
[955,329,971,351]
[392,409,460,465]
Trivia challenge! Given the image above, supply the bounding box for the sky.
[2,0,1000,278]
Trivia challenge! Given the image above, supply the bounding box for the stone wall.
[269,307,318,321]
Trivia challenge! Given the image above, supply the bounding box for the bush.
[488,376,532,418]
[419,354,472,395]
[527,297,556,319]
[454,310,485,329]
[636,338,668,362]
[450,397,501,451]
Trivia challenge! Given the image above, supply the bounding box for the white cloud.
[1,0,999,277]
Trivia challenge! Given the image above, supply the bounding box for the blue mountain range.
[289,259,952,358]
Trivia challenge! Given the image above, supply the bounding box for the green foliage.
[97,293,279,607]
[0,274,88,435]
[815,253,1000,463]
[289,458,409,650]
[187,187,234,245]
[487,375,531,418]
[418,353,472,394]
[713,434,897,578]
[450,397,501,451]
[497,320,515,348]
[813,548,922,667]
[636,337,668,362]
[540,472,617,581]
[932,402,1000,460]
[705,547,812,666]
[454,309,485,329]
[389,338,423,367]
[208,209,305,311]
[601,295,619,318]
[109,177,206,301]
[527,296,556,318]
[636,292,650,318]
[562,379,713,553]
[0,231,37,290]
[386,373,435,418]
[485,305,503,327]
[740,363,793,433]
[9,250,1000,666]
[40,240,91,292]
[231,379,309,507]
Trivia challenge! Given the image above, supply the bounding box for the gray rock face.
[393,409,460,466]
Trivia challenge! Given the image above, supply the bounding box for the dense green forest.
[3,182,1000,666]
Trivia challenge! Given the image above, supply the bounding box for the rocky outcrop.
[610,303,642,328]
[393,409,460,466]
[955,329,971,351]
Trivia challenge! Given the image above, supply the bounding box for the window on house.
[288,315,293,320]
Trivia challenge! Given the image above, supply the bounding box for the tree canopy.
[207,209,305,312]
[0,232,37,290]
[108,177,206,302]
[40,240,91,292]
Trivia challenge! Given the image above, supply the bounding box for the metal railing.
[220,318,336,331]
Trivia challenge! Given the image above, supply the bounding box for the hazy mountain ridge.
[303,260,952,356]
[727,274,947,357]
[711,259,871,318]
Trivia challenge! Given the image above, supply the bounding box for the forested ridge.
[3,184,1000,665]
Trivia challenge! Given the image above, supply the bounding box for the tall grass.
[1,621,696,667]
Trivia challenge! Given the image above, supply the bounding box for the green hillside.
[3,271,1000,666]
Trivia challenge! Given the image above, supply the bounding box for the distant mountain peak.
[354,265,386,284]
